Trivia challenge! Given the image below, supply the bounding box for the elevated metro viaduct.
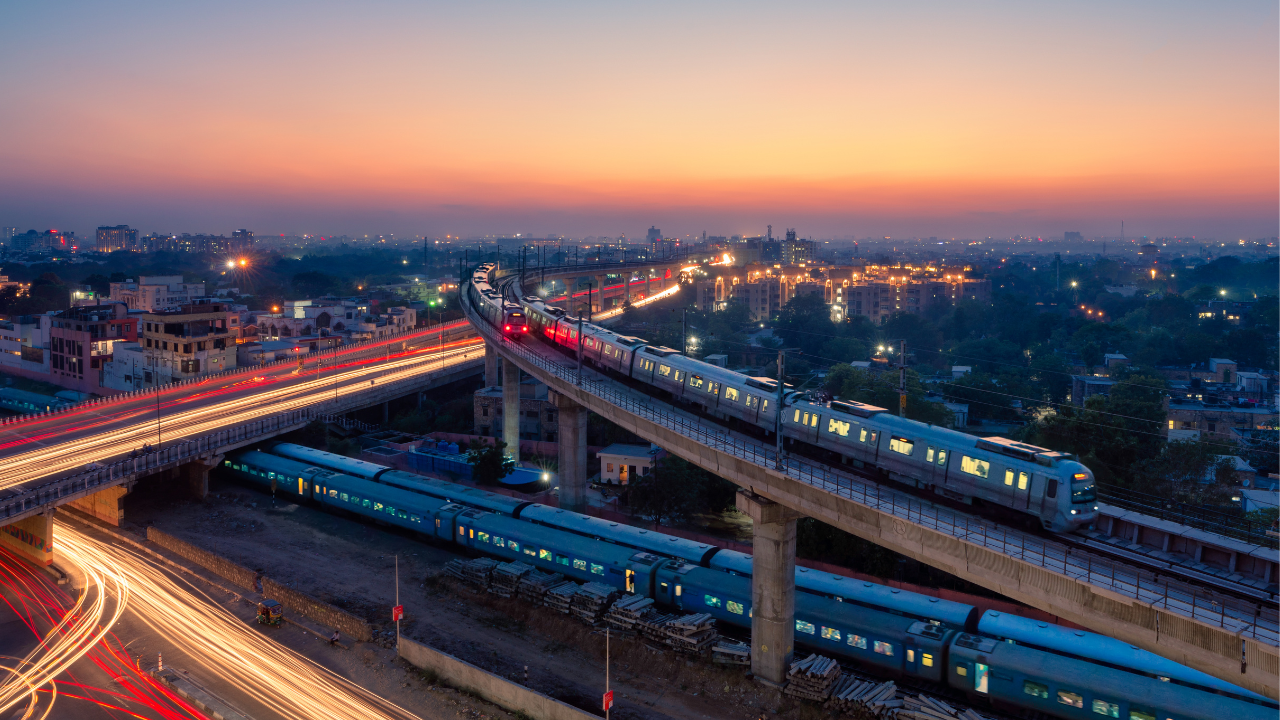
[0,328,485,572]
[463,269,1280,699]
[506,258,694,316]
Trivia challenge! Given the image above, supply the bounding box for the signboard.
[391,605,404,622]
[602,691,613,711]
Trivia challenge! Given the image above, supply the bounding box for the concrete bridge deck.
[462,274,1279,699]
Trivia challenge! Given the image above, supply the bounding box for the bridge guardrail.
[462,279,1279,647]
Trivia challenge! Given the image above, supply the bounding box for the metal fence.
[462,279,1280,647]
[1098,484,1278,549]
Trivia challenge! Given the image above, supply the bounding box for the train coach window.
[921,653,933,667]
[796,620,816,635]
[1018,472,1029,490]
[829,418,851,437]
[1091,699,1120,717]
[1047,479,1057,498]
[859,428,868,442]
[973,663,988,693]
[410,514,421,523]
[890,437,914,455]
[727,601,744,615]
[658,364,671,376]
[809,413,818,427]
[1056,690,1083,708]
[848,635,867,650]
[821,627,841,641]
[477,532,490,543]
[539,549,552,561]
[725,387,740,402]
[745,395,759,409]
[873,641,894,656]
[329,489,339,498]
[374,502,385,512]
[493,537,505,548]
[794,409,802,423]
[674,371,684,382]
[936,450,947,465]
[524,547,537,557]
[708,381,720,395]
[955,665,966,677]
[573,559,587,570]
[340,493,348,502]
[1004,469,1015,486]
[555,554,570,566]
[508,541,520,553]
[926,447,935,462]
[961,456,990,478]
[591,563,605,575]
[1023,681,1048,699]
[1127,710,1155,720]
[689,375,704,389]
[704,595,722,608]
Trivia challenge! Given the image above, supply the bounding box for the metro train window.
[859,428,868,442]
[724,387,740,402]
[590,563,605,575]
[955,665,966,676]
[809,413,818,427]
[674,371,684,382]
[1072,483,1096,503]
[1004,469,1015,486]
[1023,681,1048,699]
[829,418,851,437]
[796,620,816,635]
[704,595,721,608]
[926,447,935,462]
[848,635,867,650]
[921,653,933,667]
[961,456,990,478]
[1056,690,1083,708]
[477,532,490,543]
[890,437,914,455]
[658,364,671,376]
[820,627,841,641]
[689,376,704,389]
[539,549,552,561]
[1091,699,1120,718]
[973,663,988,693]
[1046,479,1057,498]
[1127,710,1155,720]
[936,450,947,465]
[794,409,802,423]
[745,395,758,409]
[1018,472,1029,490]
[727,600,744,615]
[573,559,587,570]
[708,382,720,395]
[873,641,893,656]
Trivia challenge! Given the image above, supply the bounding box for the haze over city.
[2,1,1277,240]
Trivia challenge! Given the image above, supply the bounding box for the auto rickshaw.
[256,599,283,627]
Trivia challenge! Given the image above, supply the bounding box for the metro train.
[221,447,1272,720]
[467,265,1097,533]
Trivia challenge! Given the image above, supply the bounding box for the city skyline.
[1,1,1276,241]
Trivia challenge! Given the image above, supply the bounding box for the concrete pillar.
[503,357,520,462]
[595,275,607,313]
[553,390,588,513]
[66,485,129,526]
[180,454,223,501]
[382,401,390,425]
[0,513,54,567]
[485,346,499,388]
[736,490,802,686]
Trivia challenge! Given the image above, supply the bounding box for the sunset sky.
[1,1,1276,240]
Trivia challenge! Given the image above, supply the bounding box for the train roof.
[977,610,1267,701]
[516,504,719,564]
[233,450,333,480]
[378,469,527,515]
[468,512,644,567]
[708,550,974,627]
[271,443,390,480]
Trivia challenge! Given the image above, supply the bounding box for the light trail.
[592,282,682,320]
[0,340,484,490]
[58,524,424,720]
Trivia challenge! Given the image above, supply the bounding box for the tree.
[624,455,723,526]
[467,439,515,486]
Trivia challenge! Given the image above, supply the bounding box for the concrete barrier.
[261,577,372,642]
[398,636,598,720]
[147,527,258,592]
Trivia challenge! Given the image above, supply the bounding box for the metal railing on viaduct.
[462,269,1280,700]
[0,343,485,528]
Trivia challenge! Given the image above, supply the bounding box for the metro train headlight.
[1070,509,1078,515]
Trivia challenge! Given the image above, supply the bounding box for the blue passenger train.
[220,448,1272,720]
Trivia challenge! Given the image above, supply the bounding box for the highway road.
[0,323,483,493]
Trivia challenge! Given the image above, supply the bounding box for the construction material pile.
[896,694,990,720]
[604,595,654,636]
[637,613,719,655]
[570,582,620,624]
[826,677,898,715]
[784,654,841,701]
[489,561,534,598]
[444,558,499,585]
[544,581,579,614]
[516,570,564,604]
[711,639,750,665]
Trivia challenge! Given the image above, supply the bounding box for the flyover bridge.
[0,322,485,567]
[462,268,1279,699]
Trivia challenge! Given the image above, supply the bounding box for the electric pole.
[682,309,688,355]
[577,313,584,386]
[897,339,907,417]
[775,349,785,470]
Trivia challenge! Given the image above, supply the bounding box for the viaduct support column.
[66,485,130,526]
[484,346,499,388]
[0,513,54,567]
[503,357,520,462]
[595,275,607,313]
[736,489,802,687]
[180,454,224,501]
[552,390,588,513]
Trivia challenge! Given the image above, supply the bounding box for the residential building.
[236,336,341,366]
[95,225,138,252]
[1165,399,1279,444]
[8,229,77,254]
[598,443,660,485]
[0,314,53,377]
[1071,376,1116,406]
[103,301,237,390]
[143,232,256,255]
[109,276,207,312]
[46,303,137,394]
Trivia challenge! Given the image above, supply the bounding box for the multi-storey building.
[473,378,559,442]
[109,275,207,312]
[45,304,137,394]
[103,301,238,390]
[95,225,138,252]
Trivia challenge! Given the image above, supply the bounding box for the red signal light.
[522,326,529,332]
[504,325,511,331]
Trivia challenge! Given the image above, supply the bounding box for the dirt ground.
[123,473,832,720]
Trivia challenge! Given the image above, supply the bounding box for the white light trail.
[58,524,423,720]
[592,283,682,321]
